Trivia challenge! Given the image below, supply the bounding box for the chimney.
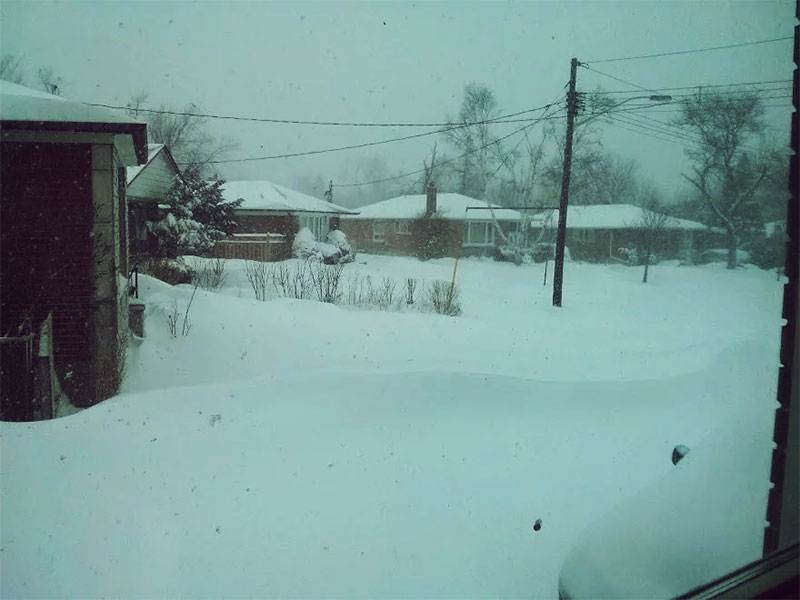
[426,181,437,216]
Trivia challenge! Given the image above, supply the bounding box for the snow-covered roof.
[126,144,168,185]
[346,193,521,222]
[221,180,356,214]
[0,80,147,164]
[531,204,708,231]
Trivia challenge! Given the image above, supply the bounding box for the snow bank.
[0,255,785,598]
[559,399,775,599]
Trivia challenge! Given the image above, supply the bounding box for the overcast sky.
[1,1,795,205]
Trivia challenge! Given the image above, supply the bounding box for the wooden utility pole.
[552,57,578,307]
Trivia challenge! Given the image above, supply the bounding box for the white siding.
[127,151,178,201]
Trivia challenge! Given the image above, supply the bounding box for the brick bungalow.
[340,184,521,258]
[218,180,357,261]
[126,143,180,258]
[529,204,711,262]
[1,81,147,415]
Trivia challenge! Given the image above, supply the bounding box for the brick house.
[126,143,180,258]
[219,180,357,261]
[529,204,711,262]
[0,81,147,414]
[340,184,521,258]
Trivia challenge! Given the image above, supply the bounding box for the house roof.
[221,180,357,214]
[0,80,147,164]
[345,193,522,221]
[530,204,709,231]
[126,144,179,185]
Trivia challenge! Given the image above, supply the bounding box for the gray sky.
[1,1,794,205]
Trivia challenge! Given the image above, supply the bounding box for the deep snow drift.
[0,255,785,598]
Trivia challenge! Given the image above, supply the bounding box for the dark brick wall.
[341,218,465,258]
[1,142,94,381]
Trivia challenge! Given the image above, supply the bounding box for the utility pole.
[552,57,578,307]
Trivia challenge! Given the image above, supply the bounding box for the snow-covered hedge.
[292,228,355,264]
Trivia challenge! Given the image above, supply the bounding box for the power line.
[579,63,655,92]
[590,79,792,94]
[586,35,793,64]
[176,104,560,165]
[335,106,567,188]
[87,100,553,128]
[603,116,702,151]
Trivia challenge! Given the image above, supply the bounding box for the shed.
[1,81,147,416]
[126,143,180,257]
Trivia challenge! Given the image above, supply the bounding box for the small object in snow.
[59,455,66,461]
[533,519,542,531]
[215,526,221,534]
[209,414,222,427]
[672,444,690,465]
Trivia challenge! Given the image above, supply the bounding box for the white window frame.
[394,220,410,235]
[373,221,386,242]
[571,228,596,242]
[464,221,496,247]
[300,214,330,241]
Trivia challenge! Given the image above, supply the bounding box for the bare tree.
[0,54,24,84]
[36,66,61,95]
[675,90,771,269]
[634,192,670,283]
[126,94,238,175]
[444,83,500,198]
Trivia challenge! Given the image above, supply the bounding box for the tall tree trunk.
[642,243,650,283]
[726,226,738,270]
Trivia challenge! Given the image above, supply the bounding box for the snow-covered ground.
[0,255,785,598]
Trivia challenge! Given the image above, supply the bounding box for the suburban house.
[340,184,521,257]
[0,81,147,419]
[217,180,357,261]
[528,204,711,262]
[126,143,180,258]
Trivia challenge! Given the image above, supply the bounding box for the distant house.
[218,180,357,261]
[340,184,521,257]
[125,143,180,257]
[529,204,711,262]
[1,81,147,417]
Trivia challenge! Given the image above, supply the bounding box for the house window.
[373,222,386,242]
[394,221,410,235]
[299,214,330,241]
[570,229,596,242]
[464,221,495,246]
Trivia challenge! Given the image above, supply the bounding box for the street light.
[576,94,674,127]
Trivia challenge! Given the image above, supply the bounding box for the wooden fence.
[212,236,288,262]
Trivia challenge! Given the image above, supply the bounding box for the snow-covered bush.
[150,169,242,258]
[269,260,312,299]
[427,280,462,316]
[496,244,525,265]
[619,247,639,266]
[619,247,659,267]
[326,229,355,263]
[292,228,323,261]
[370,277,398,310]
[142,257,194,285]
[496,242,557,265]
[293,227,355,265]
[244,260,271,301]
[405,278,419,304]
[309,262,344,303]
[191,258,227,292]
